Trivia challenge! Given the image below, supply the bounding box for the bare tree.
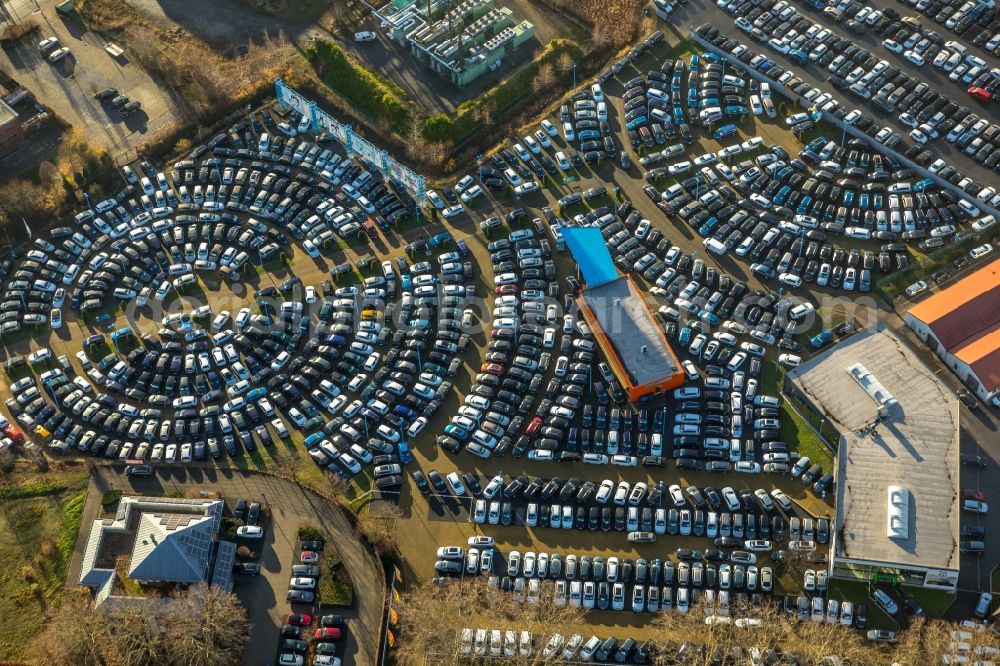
[35,590,114,665]
[356,501,402,553]
[533,63,556,93]
[556,51,574,75]
[393,578,584,665]
[163,583,250,666]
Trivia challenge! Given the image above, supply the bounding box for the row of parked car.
[281,541,343,666]
[898,0,1000,63]
[701,5,1000,198]
[0,132,464,484]
[459,627,654,664]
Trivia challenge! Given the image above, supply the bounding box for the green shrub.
[296,525,325,543]
[100,490,122,507]
[306,40,410,132]
[423,114,454,142]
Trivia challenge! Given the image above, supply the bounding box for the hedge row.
[307,40,411,133]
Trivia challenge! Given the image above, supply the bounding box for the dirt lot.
[0,0,182,157]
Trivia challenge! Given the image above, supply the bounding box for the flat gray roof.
[788,325,960,572]
[580,276,679,387]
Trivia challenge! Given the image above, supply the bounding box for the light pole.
[572,63,577,89]
[247,104,256,139]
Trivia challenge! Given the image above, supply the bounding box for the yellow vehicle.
[34,425,51,440]
[361,309,380,320]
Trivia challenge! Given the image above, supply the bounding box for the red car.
[285,613,311,626]
[3,424,23,444]
[525,416,543,436]
[481,362,504,375]
[314,627,342,640]
[968,87,992,104]
[495,284,518,295]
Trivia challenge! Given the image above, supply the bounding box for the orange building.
[905,256,1000,405]
[576,275,684,401]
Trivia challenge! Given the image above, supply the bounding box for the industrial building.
[79,496,235,605]
[905,256,1000,406]
[375,0,535,87]
[787,325,961,592]
[564,227,684,401]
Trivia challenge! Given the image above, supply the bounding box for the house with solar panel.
[78,496,236,605]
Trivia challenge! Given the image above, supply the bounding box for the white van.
[703,238,727,255]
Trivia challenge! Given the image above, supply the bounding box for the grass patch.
[827,580,898,631]
[906,587,955,618]
[306,39,411,133]
[762,364,834,470]
[450,39,586,143]
[0,469,88,660]
[318,547,354,607]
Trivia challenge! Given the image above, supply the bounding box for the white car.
[904,280,928,297]
[883,38,903,53]
[354,31,376,42]
[426,190,445,209]
[48,47,71,62]
[514,181,540,197]
[778,272,802,287]
[909,128,929,144]
[778,353,802,368]
[459,184,483,203]
[442,204,464,218]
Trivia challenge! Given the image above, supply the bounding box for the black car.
[855,603,869,629]
[95,87,118,101]
[233,499,248,522]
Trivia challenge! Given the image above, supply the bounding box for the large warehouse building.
[905,256,1000,406]
[564,228,684,400]
[787,325,961,591]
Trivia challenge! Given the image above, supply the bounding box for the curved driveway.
[90,465,384,666]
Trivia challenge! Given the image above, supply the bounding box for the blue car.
[398,441,413,464]
[811,331,833,349]
[427,231,452,247]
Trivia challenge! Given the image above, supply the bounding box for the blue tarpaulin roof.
[563,226,619,287]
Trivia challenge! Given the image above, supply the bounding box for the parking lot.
[685,0,1000,202]
[3,6,1000,659]
[0,0,181,155]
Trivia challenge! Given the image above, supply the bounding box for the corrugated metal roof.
[908,258,1000,391]
[908,257,1000,351]
[563,226,619,287]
